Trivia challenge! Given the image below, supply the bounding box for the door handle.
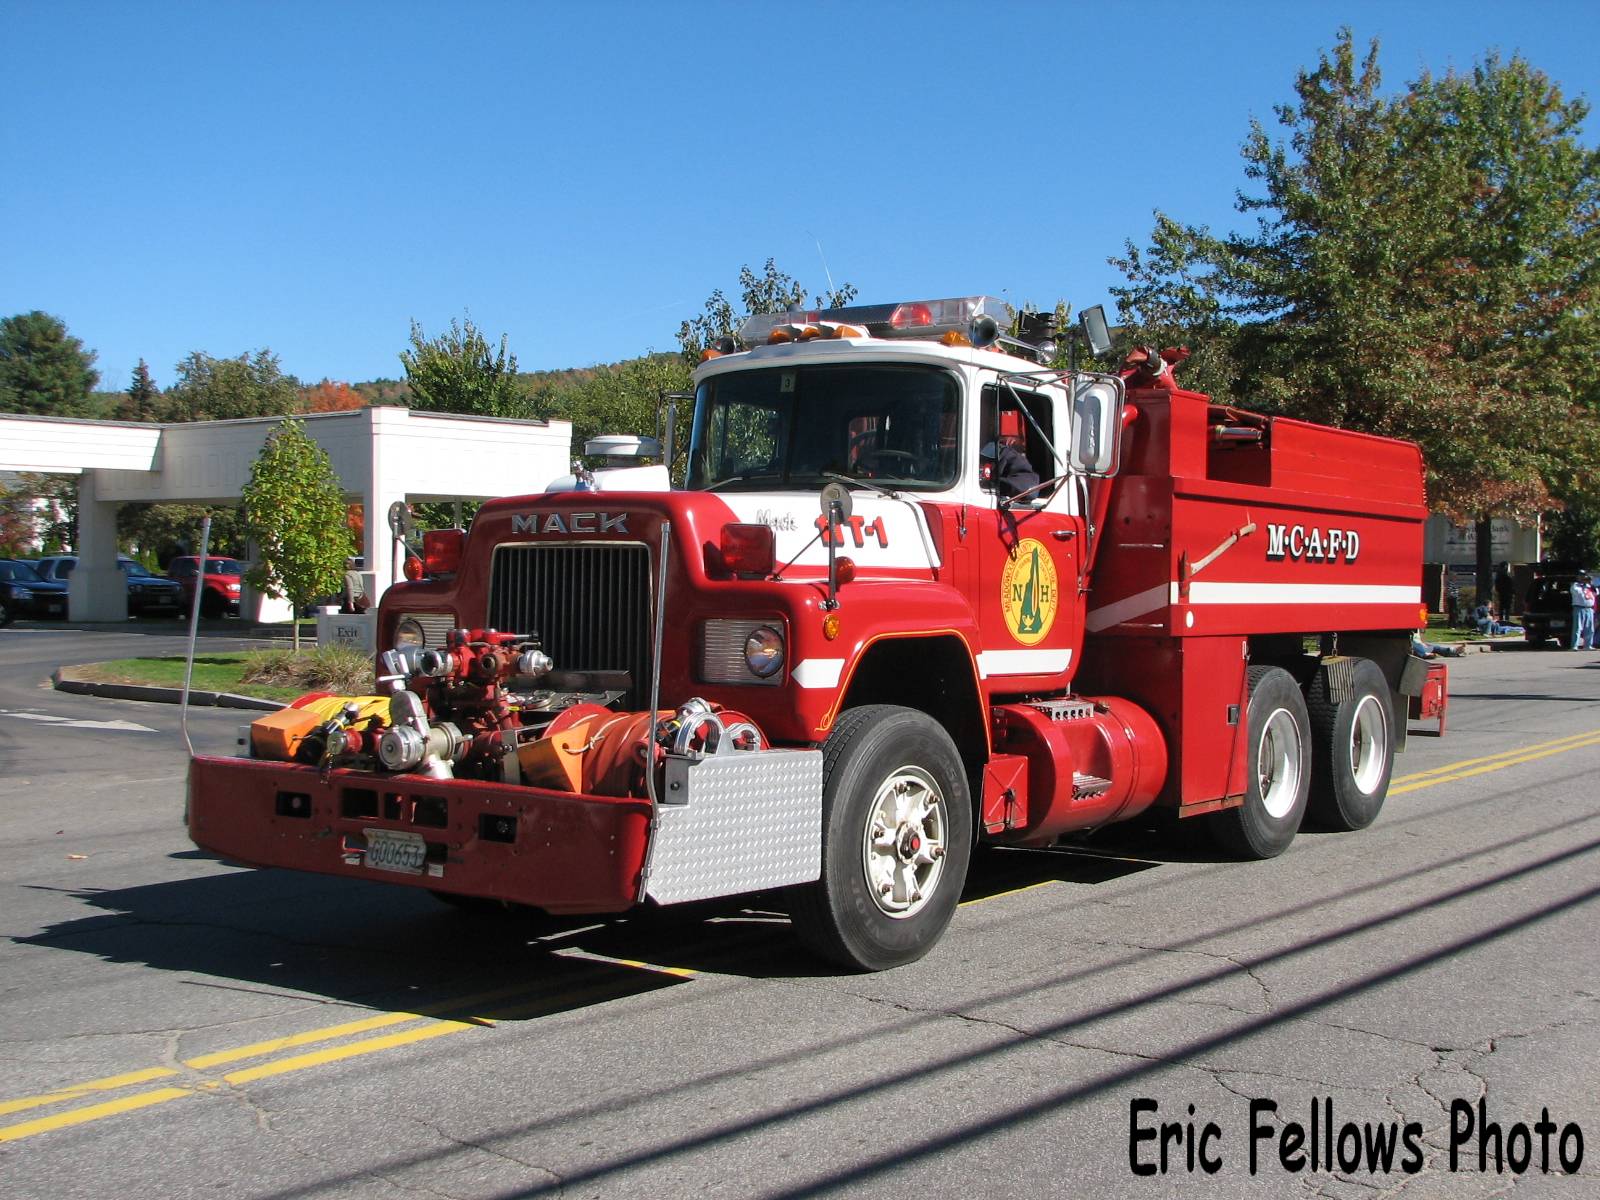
[1052,529,1076,541]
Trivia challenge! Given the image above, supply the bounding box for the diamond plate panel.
[645,749,823,905]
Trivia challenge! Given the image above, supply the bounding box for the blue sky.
[4,1,1596,393]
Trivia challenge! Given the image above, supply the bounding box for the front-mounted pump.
[187,291,1434,973]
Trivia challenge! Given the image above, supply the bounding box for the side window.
[169,560,194,578]
[979,387,1056,494]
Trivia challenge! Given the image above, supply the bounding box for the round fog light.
[744,626,784,678]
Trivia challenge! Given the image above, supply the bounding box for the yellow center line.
[220,1020,475,1085]
[0,1088,194,1143]
[0,1066,182,1118]
[961,880,1056,907]
[1391,731,1600,794]
[0,977,566,1132]
[1393,728,1600,783]
[181,1011,424,1070]
[554,950,698,979]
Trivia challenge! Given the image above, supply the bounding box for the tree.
[0,478,39,556]
[400,314,528,417]
[300,379,365,412]
[1111,30,1600,595]
[677,259,858,364]
[162,350,302,422]
[240,419,354,650]
[534,353,694,476]
[119,503,247,567]
[116,360,162,422]
[0,311,100,417]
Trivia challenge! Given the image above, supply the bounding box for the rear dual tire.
[1307,658,1394,831]
[1211,666,1311,859]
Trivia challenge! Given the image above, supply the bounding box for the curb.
[52,668,285,711]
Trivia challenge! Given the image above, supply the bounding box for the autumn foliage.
[300,379,365,412]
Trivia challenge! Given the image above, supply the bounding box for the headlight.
[699,619,784,685]
[13,587,32,600]
[744,626,785,678]
[394,611,454,650]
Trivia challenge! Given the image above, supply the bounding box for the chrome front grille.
[487,542,653,706]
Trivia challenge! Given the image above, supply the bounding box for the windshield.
[687,364,960,492]
[120,561,153,577]
[0,561,42,582]
[209,559,245,576]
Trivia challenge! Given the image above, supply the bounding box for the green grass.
[74,647,374,701]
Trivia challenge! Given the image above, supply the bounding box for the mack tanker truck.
[188,295,1434,971]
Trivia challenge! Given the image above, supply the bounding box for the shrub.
[240,646,374,695]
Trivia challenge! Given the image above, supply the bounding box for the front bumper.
[187,755,652,913]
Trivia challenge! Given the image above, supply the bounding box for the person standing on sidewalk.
[1570,577,1595,650]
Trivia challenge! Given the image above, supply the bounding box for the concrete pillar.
[70,471,127,622]
[365,407,403,610]
[364,485,405,611]
[240,536,296,624]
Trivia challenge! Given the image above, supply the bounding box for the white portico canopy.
[0,407,572,621]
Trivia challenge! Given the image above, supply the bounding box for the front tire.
[1211,666,1311,859]
[790,705,972,971]
[1307,658,1394,831]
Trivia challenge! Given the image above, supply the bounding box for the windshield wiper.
[821,471,901,501]
[701,469,781,492]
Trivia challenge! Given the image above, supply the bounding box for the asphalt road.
[2,624,1598,1198]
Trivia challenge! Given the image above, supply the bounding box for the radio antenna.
[809,231,838,305]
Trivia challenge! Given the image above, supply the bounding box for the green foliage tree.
[678,259,858,364]
[535,353,693,473]
[0,311,100,417]
[400,314,529,417]
[162,350,302,422]
[116,360,162,422]
[119,503,247,567]
[1111,30,1600,594]
[240,419,354,650]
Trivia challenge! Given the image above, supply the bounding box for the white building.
[0,407,572,621]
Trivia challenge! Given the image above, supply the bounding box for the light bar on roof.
[738,296,1014,346]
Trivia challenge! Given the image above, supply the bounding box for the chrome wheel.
[1347,692,1390,795]
[861,766,949,919]
[1257,707,1304,819]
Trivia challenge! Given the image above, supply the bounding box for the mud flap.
[643,749,824,905]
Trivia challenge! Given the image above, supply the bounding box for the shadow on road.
[14,838,1166,1011]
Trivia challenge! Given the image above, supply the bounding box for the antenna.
[808,231,838,304]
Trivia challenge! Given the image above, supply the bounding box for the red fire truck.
[188,296,1433,971]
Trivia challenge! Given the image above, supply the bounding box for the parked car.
[32,555,184,617]
[1521,567,1592,647]
[165,555,245,618]
[0,558,69,624]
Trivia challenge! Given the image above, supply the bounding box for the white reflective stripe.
[976,648,1073,678]
[791,658,846,688]
[1084,583,1171,632]
[1188,582,1421,606]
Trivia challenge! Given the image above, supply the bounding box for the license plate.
[363,828,427,874]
